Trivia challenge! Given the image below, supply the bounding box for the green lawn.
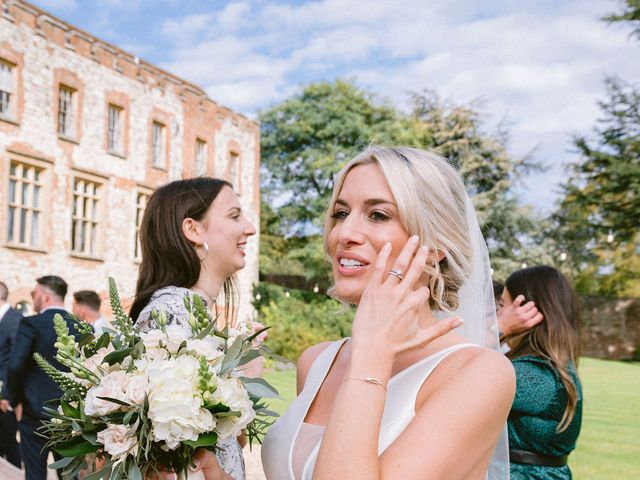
[571,358,640,480]
[264,357,639,479]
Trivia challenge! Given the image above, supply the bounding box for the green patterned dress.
[508,356,582,480]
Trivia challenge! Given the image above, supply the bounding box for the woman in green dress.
[500,265,582,480]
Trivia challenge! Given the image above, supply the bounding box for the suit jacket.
[0,306,23,398]
[8,308,78,419]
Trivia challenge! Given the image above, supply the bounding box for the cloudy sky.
[32,0,640,213]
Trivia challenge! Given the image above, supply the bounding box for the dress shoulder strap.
[298,338,349,403]
[383,343,480,421]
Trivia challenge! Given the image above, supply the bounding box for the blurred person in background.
[8,275,79,480]
[0,281,22,470]
[500,265,583,480]
[72,290,109,334]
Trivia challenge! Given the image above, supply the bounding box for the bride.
[261,146,515,479]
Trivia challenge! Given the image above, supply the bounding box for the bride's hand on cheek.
[351,236,463,366]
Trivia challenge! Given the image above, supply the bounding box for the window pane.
[91,223,97,255]
[21,183,28,206]
[19,209,26,243]
[8,179,15,203]
[31,211,39,247]
[7,206,14,241]
[33,185,40,209]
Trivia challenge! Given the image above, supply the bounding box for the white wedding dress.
[137,286,246,480]
[261,338,480,480]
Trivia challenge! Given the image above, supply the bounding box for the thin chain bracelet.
[342,376,387,391]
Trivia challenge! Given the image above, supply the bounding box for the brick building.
[0,0,261,323]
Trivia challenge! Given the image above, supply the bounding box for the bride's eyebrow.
[334,198,396,207]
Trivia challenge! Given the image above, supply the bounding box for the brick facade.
[0,0,261,324]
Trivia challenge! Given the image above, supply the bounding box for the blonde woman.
[500,265,582,480]
[262,146,515,480]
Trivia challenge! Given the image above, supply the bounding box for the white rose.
[140,329,169,361]
[83,345,115,371]
[146,355,215,449]
[84,371,130,417]
[125,375,148,405]
[97,424,137,461]
[164,324,191,353]
[186,337,224,364]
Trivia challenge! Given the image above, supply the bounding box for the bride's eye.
[330,210,349,220]
[370,210,390,222]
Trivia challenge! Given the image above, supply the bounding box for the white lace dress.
[137,286,246,480]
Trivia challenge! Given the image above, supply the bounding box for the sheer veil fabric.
[435,195,509,479]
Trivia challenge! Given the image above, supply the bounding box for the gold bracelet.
[342,376,387,391]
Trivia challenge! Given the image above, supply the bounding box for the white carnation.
[147,355,215,449]
[97,424,138,462]
[84,370,130,417]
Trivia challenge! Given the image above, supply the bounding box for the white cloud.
[152,0,638,210]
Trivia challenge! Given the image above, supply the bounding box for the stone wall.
[580,296,640,360]
[0,0,260,325]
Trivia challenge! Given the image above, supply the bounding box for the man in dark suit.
[8,276,78,480]
[0,281,23,469]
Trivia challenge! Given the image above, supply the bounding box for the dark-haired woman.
[500,265,582,480]
[131,177,256,480]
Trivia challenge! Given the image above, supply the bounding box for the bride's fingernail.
[452,318,464,328]
[382,242,391,252]
[409,235,419,244]
[188,460,200,471]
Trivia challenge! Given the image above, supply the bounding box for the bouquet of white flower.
[36,278,279,479]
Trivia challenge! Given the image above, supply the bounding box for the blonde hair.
[323,146,473,311]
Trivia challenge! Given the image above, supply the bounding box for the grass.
[264,358,639,479]
[570,357,640,480]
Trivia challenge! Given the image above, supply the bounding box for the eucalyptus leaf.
[48,456,75,469]
[237,349,261,366]
[82,462,113,480]
[240,377,279,398]
[53,436,100,457]
[96,396,131,407]
[127,460,143,480]
[182,432,218,448]
[103,347,134,365]
[95,332,111,350]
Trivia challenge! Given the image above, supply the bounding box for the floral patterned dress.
[508,355,582,480]
[137,286,246,480]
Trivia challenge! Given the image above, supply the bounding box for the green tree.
[259,81,542,281]
[604,0,640,39]
[554,77,640,296]
[259,79,417,236]
[409,91,544,278]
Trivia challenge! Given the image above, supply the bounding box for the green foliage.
[259,79,418,236]
[256,283,352,361]
[108,277,136,342]
[604,0,640,40]
[409,90,544,279]
[554,77,640,296]
[259,81,542,282]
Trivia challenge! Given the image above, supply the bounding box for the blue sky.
[31,0,640,213]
